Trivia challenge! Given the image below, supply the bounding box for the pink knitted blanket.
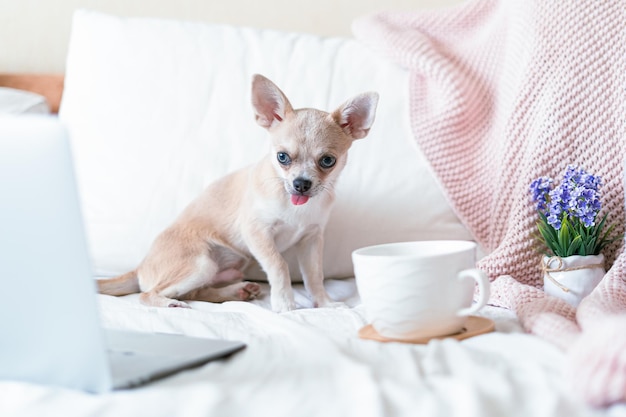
[353,0,626,407]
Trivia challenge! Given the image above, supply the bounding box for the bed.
[1,3,625,417]
[5,289,571,417]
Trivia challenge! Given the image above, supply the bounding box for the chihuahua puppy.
[98,74,378,312]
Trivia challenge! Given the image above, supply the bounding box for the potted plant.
[529,165,620,307]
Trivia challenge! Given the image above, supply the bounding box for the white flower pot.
[542,254,605,307]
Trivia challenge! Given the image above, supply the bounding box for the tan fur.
[97,74,378,312]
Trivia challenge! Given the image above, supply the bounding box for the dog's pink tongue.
[291,195,310,206]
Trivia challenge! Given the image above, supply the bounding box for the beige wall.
[1,0,463,73]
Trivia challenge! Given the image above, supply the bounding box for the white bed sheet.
[2,279,625,417]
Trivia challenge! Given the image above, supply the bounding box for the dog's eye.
[319,155,336,169]
[277,152,291,165]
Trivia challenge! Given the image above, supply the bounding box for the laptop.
[0,115,245,393]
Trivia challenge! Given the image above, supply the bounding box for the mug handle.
[456,268,490,317]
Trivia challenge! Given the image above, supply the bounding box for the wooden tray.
[358,316,495,344]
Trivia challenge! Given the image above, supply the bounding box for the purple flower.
[530,165,618,257]
[563,166,602,227]
[564,165,601,192]
[529,176,553,212]
[547,199,565,229]
[530,166,603,231]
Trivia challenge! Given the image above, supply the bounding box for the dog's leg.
[184,279,262,303]
[244,227,295,312]
[297,228,343,308]
[181,268,262,302]
[139,291,191,308]
[138,254,221,309]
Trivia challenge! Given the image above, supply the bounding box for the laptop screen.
[0,116,112,392]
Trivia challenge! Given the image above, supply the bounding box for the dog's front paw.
[271,295,296,313]
[314,300,348,309]
[311,292,347,309]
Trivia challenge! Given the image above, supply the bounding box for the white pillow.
[60,10,472,280]
[0,87,49,114]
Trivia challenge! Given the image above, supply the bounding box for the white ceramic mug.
[352,240,490,340]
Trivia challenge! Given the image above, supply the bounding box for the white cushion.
[0,87,49,114]
[60,10,472,280]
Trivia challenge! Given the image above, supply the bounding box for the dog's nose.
[293,178,312,193]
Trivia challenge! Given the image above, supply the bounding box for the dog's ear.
[332,92,379,140]
[251,74,294,129]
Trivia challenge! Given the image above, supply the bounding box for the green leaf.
[566,235,582,257]
[556,217,572,257]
